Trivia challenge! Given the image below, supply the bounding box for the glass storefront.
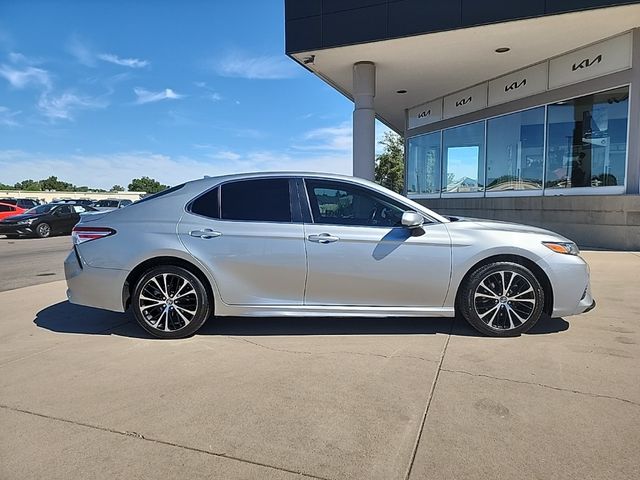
[406,131,440,195]
[442,121,485,193]
[486,107,545,192]
[407,86,629,197]
[546,87,629,190]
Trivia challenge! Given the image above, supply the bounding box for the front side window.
[221,178,291,222]
[486,107,545,192]
[305,179,408,227]
[56,205,72,215]
[407,132,441,195]
[546,87,628,190]
[442,121,485,193]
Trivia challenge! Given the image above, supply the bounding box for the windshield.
[95,200,119,207]
[26,204,56,215]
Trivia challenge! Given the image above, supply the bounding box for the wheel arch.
[455,254,553,316]
[123,256,216,313]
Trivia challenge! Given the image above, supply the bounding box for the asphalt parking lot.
[0,247,639,480]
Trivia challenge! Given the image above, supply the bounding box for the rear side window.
[221,179,291,222]
[190,187,219,219]
[0,204,10,212]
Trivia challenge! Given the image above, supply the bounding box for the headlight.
[16,218,35,225]
[542,241,580,255]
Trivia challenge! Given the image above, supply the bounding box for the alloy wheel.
[138,273,199,332]
[37,223,51,238]
[473,270,537,330]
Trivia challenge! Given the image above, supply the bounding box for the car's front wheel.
[132,266,211,339]
[36,222,51,238]
[459,262,545,337]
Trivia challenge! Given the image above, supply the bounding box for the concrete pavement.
[0,236,71,292]
[0,251,639,479]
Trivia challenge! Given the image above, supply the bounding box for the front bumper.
[0,224,34,236]
[538,253,596,317]
[64,248,129,313]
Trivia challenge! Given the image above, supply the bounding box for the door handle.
[189,229,222,239]
[308,233,339,244]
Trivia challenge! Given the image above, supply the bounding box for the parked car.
[0,198,41,209]
[92,199,133,211]
[0,202,27,220]
[0,203,97,238]
[65,173,596,339]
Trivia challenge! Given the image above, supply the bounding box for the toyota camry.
[64,172,595,339]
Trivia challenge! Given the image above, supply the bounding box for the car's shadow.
[34,301,570,339]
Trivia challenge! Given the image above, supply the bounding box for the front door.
[302,178,451,307]
[178,177,307,306]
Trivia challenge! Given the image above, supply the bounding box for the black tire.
[132,265,211,339]
[35,222,51,238]
[459,262,544,337]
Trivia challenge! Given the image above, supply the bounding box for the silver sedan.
[64,172,595,339]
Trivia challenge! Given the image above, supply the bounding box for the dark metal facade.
[285,0,640,53]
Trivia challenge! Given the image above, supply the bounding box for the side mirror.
[401,211,424,229]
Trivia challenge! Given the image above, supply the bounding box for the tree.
[0,182,15,190]
[40,176,74,191]
[374,131,404,193]
[110,185,124,192]
[14,179,42,191]
[128,176,168,194]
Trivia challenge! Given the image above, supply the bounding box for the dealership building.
[285,0,640,249]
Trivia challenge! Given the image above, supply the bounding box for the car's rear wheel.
[459,262,544,337]
[132,266,211,339]
[36,222,51,238]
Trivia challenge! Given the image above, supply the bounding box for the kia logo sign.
[455,96,472,107]
[417,109,431,119]
[505,79,526,92]
[572,54,602,71]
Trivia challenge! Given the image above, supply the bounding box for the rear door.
[301,178,451,307]
[178,177,307,306]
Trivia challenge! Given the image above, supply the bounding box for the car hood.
[0,213,43,223]
[446,216,571,241]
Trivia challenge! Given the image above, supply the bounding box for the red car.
[0,202,26,220]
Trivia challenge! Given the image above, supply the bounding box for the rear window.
[220,178,291,222]
[190,187,219,219]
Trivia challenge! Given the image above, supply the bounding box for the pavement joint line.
[0,404,334,480]
[441,369,640,407]
[226,336,436,362]
[404,319,455,480]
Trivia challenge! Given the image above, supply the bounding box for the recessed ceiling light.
[495,47,511,53]
[396,89,407,94]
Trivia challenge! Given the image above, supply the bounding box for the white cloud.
[37,91,107,120]
[134,87,183,104]
[297,122,352,152]
[98,53,149,68]
[68,35,149,69]
[0,64,51,90]
[0,106,21,126]
[0,148,351,190]
[214,52,299,80]
[68,34,96,66]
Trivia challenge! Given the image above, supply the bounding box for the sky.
[0,0,389,190]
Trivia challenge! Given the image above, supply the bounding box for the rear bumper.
[64,249,128,313]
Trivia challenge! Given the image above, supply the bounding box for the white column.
[352,61,376,180]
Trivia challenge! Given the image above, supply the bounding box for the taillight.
[72,226,116,245]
